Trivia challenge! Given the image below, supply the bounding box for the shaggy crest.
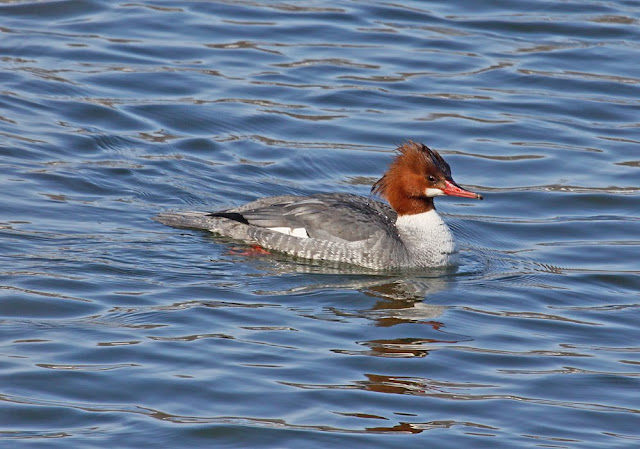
[371,141,451,200]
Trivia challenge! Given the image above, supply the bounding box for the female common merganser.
[155,141,482,270]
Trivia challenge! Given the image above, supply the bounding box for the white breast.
[395,210,457,266]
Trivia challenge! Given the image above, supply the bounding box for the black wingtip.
[208,212,250,225]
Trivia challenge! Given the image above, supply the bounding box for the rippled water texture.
[1,1,639,447]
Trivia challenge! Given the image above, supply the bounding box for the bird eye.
[428,175,436,182]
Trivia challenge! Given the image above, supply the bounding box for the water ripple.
[2,0,639,447]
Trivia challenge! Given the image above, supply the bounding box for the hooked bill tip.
[443,180,483,200]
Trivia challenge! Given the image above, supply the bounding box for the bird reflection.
[251,261,451,327]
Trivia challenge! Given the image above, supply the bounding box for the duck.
[155,141,482,270]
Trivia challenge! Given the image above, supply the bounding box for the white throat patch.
[424,188,445,197]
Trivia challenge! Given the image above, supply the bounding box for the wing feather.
[216,193,397,243]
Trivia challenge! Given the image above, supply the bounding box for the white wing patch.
[268,226,309,239]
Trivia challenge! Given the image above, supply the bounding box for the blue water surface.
[1,1,639,448]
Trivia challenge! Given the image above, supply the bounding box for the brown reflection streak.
[358,373,489,397]
[366,419,497,434]
[359,338,434,358]
[367,421,423,434]
[363,374,430,395]
[336,412,387,420]
[359,373,494,393]
[375,317,443,328]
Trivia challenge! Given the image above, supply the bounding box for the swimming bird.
[155,141,482,269]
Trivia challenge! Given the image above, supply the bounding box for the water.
[1,1,639,447]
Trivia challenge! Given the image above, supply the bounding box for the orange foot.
[229,245,271,256]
